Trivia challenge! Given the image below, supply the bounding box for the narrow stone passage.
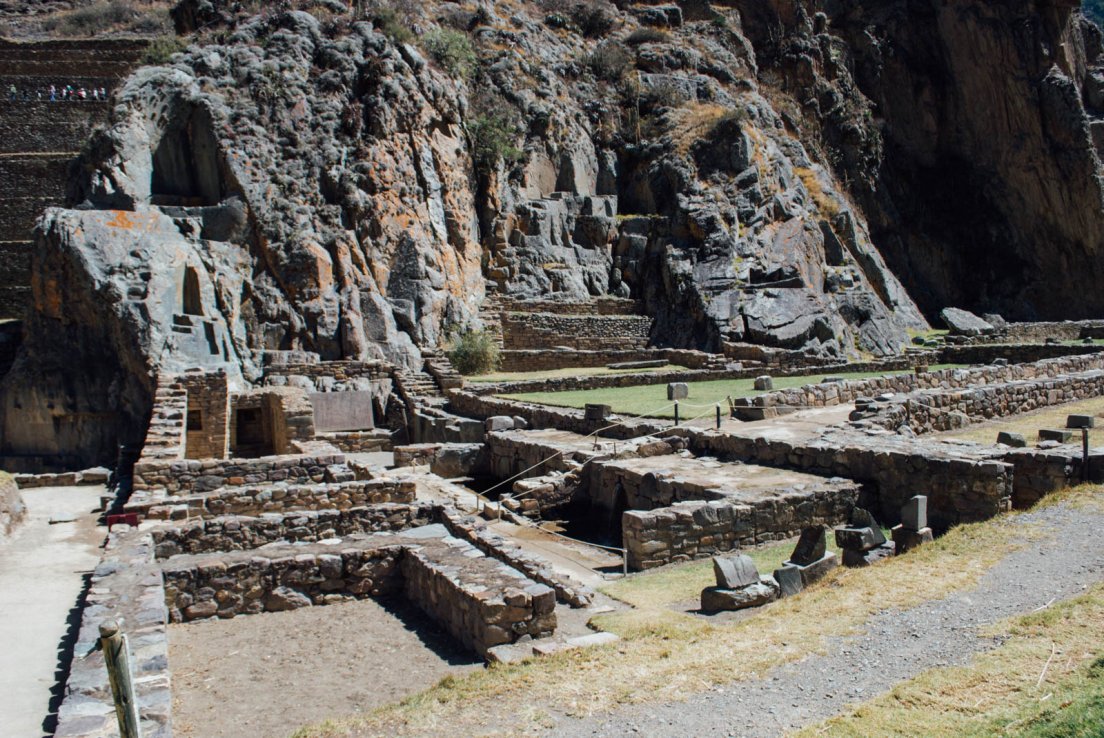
[0,484,105,736]
[547,501,1104,737]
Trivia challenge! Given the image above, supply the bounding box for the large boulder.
[940,308,995,336]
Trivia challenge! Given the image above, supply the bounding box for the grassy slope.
[289,488,1104,738]
[500,366,964,419]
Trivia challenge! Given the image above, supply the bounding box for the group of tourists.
[7,84,109,102]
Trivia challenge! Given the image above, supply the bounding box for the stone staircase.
[0,38,146,319]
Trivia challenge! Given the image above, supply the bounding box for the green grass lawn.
[467,364,687,384]
[501,365,965,419]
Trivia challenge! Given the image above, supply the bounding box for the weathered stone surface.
[834,526,881,552]
[486,416,515,433]
[701,577,779,612]
[848,507,887,546]
[1067,414,1095,429]
[264,586,312,612]
[892,525,934,555]
[1039,429,1074,443]
[790,551,838,587]
[842,542,896,568]
[790,525,827,567]
[997,431,1028,448]
[941,308,995,336]
[712,554,759,589]
[754,376,774,391]
[900,496,928,531]
[773,564,804,597]
[667,382,689,401]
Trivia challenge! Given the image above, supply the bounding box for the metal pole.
[99,620,142,738]
[715,404,721,430]
[674,401,679,427]
[1083,428,1090,482]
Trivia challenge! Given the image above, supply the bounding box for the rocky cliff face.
[740,0,1104,319]
[5,0,1103,467]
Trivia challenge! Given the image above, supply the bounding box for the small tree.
[422,27,477,79]
[447,330,500,375]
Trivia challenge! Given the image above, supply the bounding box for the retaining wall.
[150,502,436,557]
[131,478,416,520]
[132,450,347,494]
[623,486,857,570]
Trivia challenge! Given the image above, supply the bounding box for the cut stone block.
[713,554,759,589]
[701,577,779,612]
[842,542,895,568]
[900,495,928,531]
[667,382,689,400]
[892,525,934,555]
[786,551,838,587]
[584,404,612,422]
[1038,429,1074,443]
[753,376,773,391]
[790,525,827,567]
[848,507,887,546]
[835,527,881,552]
[732,405,797,421]
[997,431,1027,448]
[485,416,515,432]
[1067,414,1095,429]
[773,565,803,597]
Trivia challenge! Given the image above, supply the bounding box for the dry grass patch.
[668,102,740,156]
[293,498,1058,737]
[795,166,842,219]
[939,396,1104,446]
[794,583,1104,738]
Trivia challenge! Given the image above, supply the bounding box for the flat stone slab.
[1067,414,1096,429]
[997,431,1027,448]
[733,405,798,421]
[531,632,620,656]
[941,307,994,336]
[1038,429,1074,443]
[606,360,666,370]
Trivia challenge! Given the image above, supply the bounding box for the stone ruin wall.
[468,397,1013,529]
[865,370,1104,434]
[132,478,416,521]
[742,353,1104,412]
[179,371,230,460]
[132,449,347,494]
[500,312,653,352]
[684,430,1012,531]
[622,487,858,570]
[161,532,557,655]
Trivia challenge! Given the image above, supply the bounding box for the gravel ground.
[546,501,1104,737]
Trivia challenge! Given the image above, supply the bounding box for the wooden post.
[1083,428,1090,482]
[674,401,679,427]
[99,620,142,738]
[715,404,721,430]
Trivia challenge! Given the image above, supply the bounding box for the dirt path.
[0,484,105,737]
[171,596,482,738]
[546,500,1104,737]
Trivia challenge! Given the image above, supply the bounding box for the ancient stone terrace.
[0,39,146,318]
